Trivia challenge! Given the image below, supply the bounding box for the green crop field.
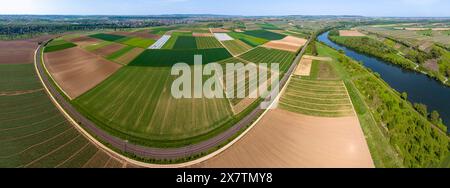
[161,36,178,49]
[243,30,286,40]
[130,48,232,67]
[90,33,127,42]
[228,32,269,47]
[73,48,233,146]
[0,64,119,168]
[106,46,135,60]
[238,47,295,73]
[221,40,253,56]
[44,39,77,53]
[173,36,197,49]
[120,37,156,48]
[195,37,223,49]
[0,64,43,92]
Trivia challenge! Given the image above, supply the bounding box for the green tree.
[446,68,450,77]
[414,103,428,117]
[430,111,442,125]
[401,92,408,100]
[310,40,318,56]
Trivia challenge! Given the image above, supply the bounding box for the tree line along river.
[318,31,450,133]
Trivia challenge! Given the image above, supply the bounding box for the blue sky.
[1,0,449,17]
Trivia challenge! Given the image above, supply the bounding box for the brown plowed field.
[92,43,126,57]
[263,36,307,52]
[0,35,59,64]
[210,28,231,33]
[44,47,122,99]
[69,36,102,48]
[197,109,374,168]
[115,48,145,65]
[294,58,313,76]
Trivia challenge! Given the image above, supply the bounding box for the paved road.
[35,39,310,160]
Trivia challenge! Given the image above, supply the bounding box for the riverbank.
[319,32,450,133]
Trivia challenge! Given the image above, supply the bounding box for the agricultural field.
[195,37,223,49]
[359,26,450,49]
[238,47,296,73]
[243,30,286,40]
[71,47,234,146]
[263,36,307,52]
[0,38,43,64]
[150,27,175,35]
[92,43,126,57]
[161,35,178,49]
[221,40,253,56]
[279,78,354,117]
[44,47,122,99]
[110,48,145,65]
[110,30,161,40]
[0,64,42,92]
[173,36,197,49]
[227,32,269,47]
[83,41,113,52]
[69,36,102,49]
[257,22,281,30]
[44,39,77,53]
[0,63,123,168]
[89,33,127,42]
[106,46,135,60]
[119,37,156,48]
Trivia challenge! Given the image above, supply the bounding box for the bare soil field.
[92,43,126,57]
[423,59,439,72]
[44,47,122,99]
[339,30,366,37]
[0,40,37,64]
[263,36,307,52]
[193,33,214,37]
[294,58,313,76]
[69,36,102,48]
[197,109,374,168]
[114,48,145,65]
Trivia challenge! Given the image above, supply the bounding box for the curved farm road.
[35,38,310,168]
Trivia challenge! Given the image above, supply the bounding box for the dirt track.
[44,47,122,99]
[196,109,374,168]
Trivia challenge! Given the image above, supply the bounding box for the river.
[318,31,450,133]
